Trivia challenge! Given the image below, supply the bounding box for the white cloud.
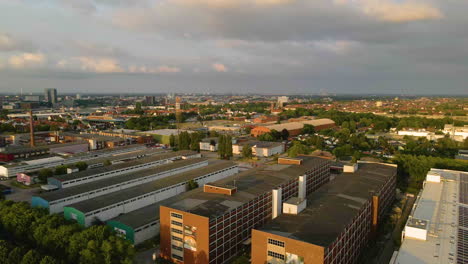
[313,40,359,54]
[334,0,442,22]
[8,53,46,68]
[128,65,181,73]
[174,0,296,8]
[76,57,124,73]
[212,63,228,72]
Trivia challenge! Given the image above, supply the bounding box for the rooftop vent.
[343,163,358,173]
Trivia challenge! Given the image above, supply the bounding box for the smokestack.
[29,110,35,147]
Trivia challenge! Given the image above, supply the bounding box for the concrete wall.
[251,229,325,264]
[79,165,238,227]
[47,160,208,214]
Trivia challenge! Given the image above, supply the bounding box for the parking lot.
[1,179,40,203]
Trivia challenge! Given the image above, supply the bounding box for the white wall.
[272,188,282,219]
[134,221,160,245]
[83,165,238,226]
[48,161,208,213]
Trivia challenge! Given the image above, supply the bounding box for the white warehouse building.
[63,160,239,227]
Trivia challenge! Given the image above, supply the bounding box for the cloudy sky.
[0,0,467,95]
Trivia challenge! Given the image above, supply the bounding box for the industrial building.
[250,162,396,264]
[159,156,331,264]
[232,141,285,157]
[47,150,199,189]
[107,202,166,245]
[0,144,147,177]
[64,160,238,227]
[32,157,208,213]
[250,119,335,137]
[390,169,467,264]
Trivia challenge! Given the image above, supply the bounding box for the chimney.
[29,110,35,147]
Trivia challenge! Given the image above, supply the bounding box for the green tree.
[241,144,253,159]
[301,124,315,135]
[287,141,310,158]
[281,129,289,140]
[225,135,233,159]
[21,249,42,264]
[169,134,176,147]
[54,165,68,175]
[218,135,226,158]
[232,255,250,264]
[187,180,199,191]
[103,160,112,166]
[190,133,201,152]
[39,256,58,264]
[7,247,25,264]
[0,240,11,263]
[75,161,88,171]
[37,168,54,183]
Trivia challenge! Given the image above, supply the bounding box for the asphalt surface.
[1,179,41,203]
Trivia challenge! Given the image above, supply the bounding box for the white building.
[64,161,239,227]
[199,138,218,152]
[390,168,466,264]
[443,124,468,141]
[233,141,285,157]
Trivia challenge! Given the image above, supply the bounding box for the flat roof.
[259,162,397,247]
[51,150,195,182]
[1,144,147,168]
[107,201,166,229]
[66,160,236,213]
[394,169,464,264]
[162,156,331,219]
[36,158,208,202]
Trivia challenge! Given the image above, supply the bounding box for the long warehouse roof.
[36,158,208,202]
[51,150,197,182]
[66,160,237,213]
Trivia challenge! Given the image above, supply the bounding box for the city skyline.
[1,0,468,95]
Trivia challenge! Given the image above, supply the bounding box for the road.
[1,179,40,203]
[134,246,159,264]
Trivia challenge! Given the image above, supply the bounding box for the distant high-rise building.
[44,88,58,104]
[76,94,81,99]
[144,96,156,105]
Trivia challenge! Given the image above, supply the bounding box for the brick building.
[159,156,331,264]
[251,162,397,264]
[250,119,335,137]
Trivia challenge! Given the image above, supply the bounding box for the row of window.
[267,251,285,260]
[86,167,234,216]
[267,238,285,247]
[51,162,205,204]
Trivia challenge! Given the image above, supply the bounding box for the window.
[171,220,183,227]
[172,254,183,261]
[171,228,183,234]
[171,212,183,219]
[171,245,183,251]
[267,251,285,260]
[172,236,183,242]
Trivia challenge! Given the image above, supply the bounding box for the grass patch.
[10,181,41,189]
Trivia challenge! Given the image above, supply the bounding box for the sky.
[0,0,467,95]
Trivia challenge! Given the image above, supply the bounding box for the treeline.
[0,200,134,264]
[37,161,89,183]
[171,131,202,151]
[124,115,176,131]
[218,135,233,159]
[124,112,198,131]
[281,109,466,131]
[393,154,468,194]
